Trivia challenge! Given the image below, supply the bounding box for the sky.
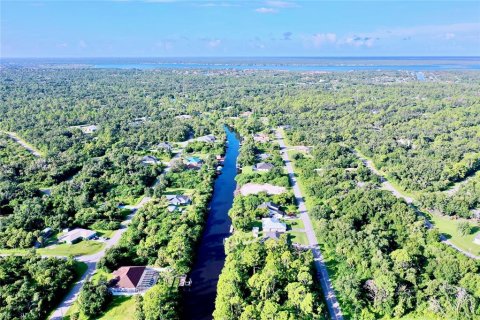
[1,0,479,57]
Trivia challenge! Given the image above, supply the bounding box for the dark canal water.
[182,126,240,320]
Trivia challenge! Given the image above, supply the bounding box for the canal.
[182,126,240,320]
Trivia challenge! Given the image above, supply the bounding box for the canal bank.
[182,126,240,320]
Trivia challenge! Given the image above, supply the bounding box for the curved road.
[352,150,479,260]
[276,129,344,320]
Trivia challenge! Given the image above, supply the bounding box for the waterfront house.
[253,162,274,172]
[197,134,216,143]
[110,266,159,295]
[262,218,287,233]
[166,194,191,206]
[185,156,203,168]
[58,228,97,244]
[253,133,269,143]
[258,202,284,218]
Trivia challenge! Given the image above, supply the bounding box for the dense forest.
[1,67,479,319]
[0,254,79,320]
[287,143,480,319]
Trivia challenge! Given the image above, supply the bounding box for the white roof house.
[262,218,287,233]
[253,133,269,143]
[196,134,216,143]
[254,162,274,172]
[58,228,97,244]
[79,125,98,134]
[165,195,191,206]
[474,233,480,246]
[141,155,160,165]
[157,142,172,152]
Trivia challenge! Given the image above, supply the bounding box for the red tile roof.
[112,266,146,289]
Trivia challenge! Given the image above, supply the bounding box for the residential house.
[253,133,269,143]
[157,142,172,152]
[258,202,284,218]
[257,153,270,161]
[41,227,53,238]
[110,266,159,294]
[262,218,287,233]
[253,162,274,172]
[185,156,203,168]
[79,125,98,134]
[166,194,191,206]
[141,155,160,165]
[197,134,216,143]
[58,228,97,244]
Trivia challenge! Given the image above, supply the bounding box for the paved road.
[2,131,42,157]
[352,150,479,260]
[49,205,142,319]
[49,148,185,318]
[276,129,344,320]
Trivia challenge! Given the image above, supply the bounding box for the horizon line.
[2,55,480,59]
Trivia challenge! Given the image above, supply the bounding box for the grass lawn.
[98,296,136,320]
[37,240,105,257]
[90,268,114,284]
[284,218,305,230]
[241,166,254,174]
[429,213,480,256]
[288,231,309,245]
[66,295,136,320]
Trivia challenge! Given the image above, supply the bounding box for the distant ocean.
[2,57,480,71]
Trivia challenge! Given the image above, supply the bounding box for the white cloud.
[156,40,174,50]
[255,7,278,14]
[310,33,337,47]
[444,32,455,40]
[56,42,68,48]
[266,1,297,8]
[78,40,88,48]
[207,39,222,48]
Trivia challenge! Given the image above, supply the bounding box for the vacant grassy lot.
[0,240,105,257]
[429,213,480,256]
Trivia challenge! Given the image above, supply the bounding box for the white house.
[157,142,172,152]
[58,228,97,244]
[253,133,269,143]
[141,155,160,165]
[262,218,287,233]
[79,125,98,134]
[253,162,274,172]
[197,134,216,143]
[166,195,191,206]
[474,233,480,246]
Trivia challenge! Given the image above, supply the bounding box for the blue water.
[93,62,480,71]
[182,126,240,320]
[2,57,480,71]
